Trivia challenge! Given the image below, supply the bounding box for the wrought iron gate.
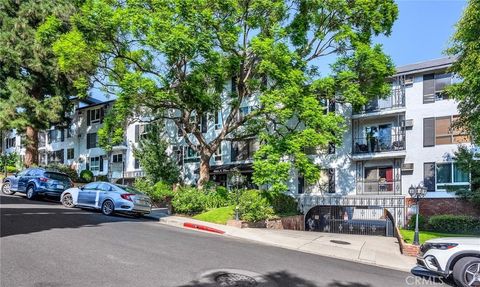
[305,206,394,236]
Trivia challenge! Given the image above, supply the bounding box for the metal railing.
[353,132,405,154]
[357,180,402,195]
[354,93,405,115]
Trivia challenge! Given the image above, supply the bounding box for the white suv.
[412,237,480,286]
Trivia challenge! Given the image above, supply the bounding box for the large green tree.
[0,0,82,167]
[447,0,480,142]
[54,0,397,189]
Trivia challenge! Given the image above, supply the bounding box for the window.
[49,149,64,164]
[423,73,452,103]
[6,137,15,149]
[214,111,222,130]
[66,128,72,138]
[135,124,151,142]
[363,166,393,192]
[47,129,64,143]
[436,162,469,191]
[214,144,222,161]
[134,159,140,169]
[238,106,251,122]
[83,182,99,190]
[184,146,199,163]
[67,148,74,160]
[424,115,469,147]
[86,133,97,149]
[87,108,103,125]
[112,154,123,163]
[89,156,102,172]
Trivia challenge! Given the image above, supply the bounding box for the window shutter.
[201,115,207,133]
[60,149,64,163]
[423,74,435,103]
[100,156,104,172]
[86,163,90,170]
[60,130,65,142]
[87,110,91,126]
[423,162,435,192]
[298,176,304,194]
[328,142,335,154]
[48,130,53,144]
[328,168,336,193]
[423,118,435,147]
[231,142,238,162]
[135,125,140,142]
[231,76,237,94]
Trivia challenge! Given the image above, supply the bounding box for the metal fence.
[353,132,406,154]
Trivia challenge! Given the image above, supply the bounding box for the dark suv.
[1,168,73,199]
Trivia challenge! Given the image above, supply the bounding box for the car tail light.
[120,193,135,202]
[39,177,49,182]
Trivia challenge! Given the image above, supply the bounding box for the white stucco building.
[1,57,473,228]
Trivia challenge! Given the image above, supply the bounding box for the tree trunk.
[24,126,38,167]
[197,154,211,189]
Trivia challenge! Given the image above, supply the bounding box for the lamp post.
[408,184,427,245]
[230,169,244,221]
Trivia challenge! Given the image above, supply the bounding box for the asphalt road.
[0,193,445,287]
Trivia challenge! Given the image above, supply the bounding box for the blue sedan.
[60,182,152,216]
[1,168,73,199]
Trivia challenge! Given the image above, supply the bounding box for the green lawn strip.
[193,206,235,225]
[400,229,477,244]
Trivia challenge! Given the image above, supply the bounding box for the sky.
[376,0,467,67]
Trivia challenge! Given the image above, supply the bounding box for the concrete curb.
[183,222,225,234]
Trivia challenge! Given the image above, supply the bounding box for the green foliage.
[134,180,175,203]
[400,229,476,245]
[238,190,274,222]
[193,206,235,225]
[204,187,233,209]
[95,175,109,182]
[54,0,398,188]
[79,170,94,183]
[446,0,480,144]
[0,1,85,166]
[6,166,18,173]
[407,214,427,231]
[132,123,180,185]
[428,215,480,234]
[43,163,79,181]
[171,187,207,215]
[450,146,480,208]
[265,192,298,216]
[0,153,20,172]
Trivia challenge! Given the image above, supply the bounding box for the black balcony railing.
[353,133,405,154]
[357,180,401,195]
[354,94,405,115]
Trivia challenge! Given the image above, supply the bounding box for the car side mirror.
[80,186,84,190]
[14,173,18,177]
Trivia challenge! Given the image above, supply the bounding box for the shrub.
[428,215,480,234]
[204,186,233,209]
[80,170,94,183]
[267,192,298,216]
[96,175,109,182]
[6,166,18,173]
[407,214,427,230]
[171,187,207,215]
[238,190,274,222]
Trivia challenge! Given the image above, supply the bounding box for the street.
[1,194,441,287]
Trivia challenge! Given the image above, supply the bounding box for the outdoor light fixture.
[230,169,245,221]
[408,184,428,245]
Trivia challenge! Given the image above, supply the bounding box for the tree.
[53,0,397,189]
[133,123,180,185]
[448,146,480,208]
[446,0,480,143]
[0,0,83,167]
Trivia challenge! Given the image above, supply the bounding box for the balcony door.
[365,124,392,152]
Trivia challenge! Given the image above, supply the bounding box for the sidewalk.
[147,209,416,272]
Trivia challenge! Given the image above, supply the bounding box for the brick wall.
[407,198,480,218]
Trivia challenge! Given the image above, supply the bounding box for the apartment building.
[1,57,473,228]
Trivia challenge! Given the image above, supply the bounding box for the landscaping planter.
[227,215,304,230]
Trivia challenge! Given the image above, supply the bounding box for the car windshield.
[45,172,70,181]
[115,185,144,194]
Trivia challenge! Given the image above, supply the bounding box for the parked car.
[1,168,73,199]
[412,237,480,287]
[60,182,152,217]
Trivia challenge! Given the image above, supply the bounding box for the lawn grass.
[193,206,235,225]
[400,229,477,244]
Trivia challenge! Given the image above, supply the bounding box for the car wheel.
[101,200,115,216]
[61,193,75,208]
[26,186,37,200]
[453,256,480,287]
[1,182,15,195]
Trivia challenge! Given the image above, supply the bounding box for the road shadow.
[327,281,371,287]
[0,194,61,205]
[0,195,153,238]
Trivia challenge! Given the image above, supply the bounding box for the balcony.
[357,180,402,195]
[352,132,406,160]
[353,92,405,118]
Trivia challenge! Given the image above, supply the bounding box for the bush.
[171,187,207,215]
[204,186,233,209]
[44,163,79,181]
[6,166,18,173]
[267,192,298,216]
[238,190,274,222]
[428,215,480,234]
[80,170,94,183]
[96,175,109,182]
[407,214,427,230]
[134,179,174,203]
